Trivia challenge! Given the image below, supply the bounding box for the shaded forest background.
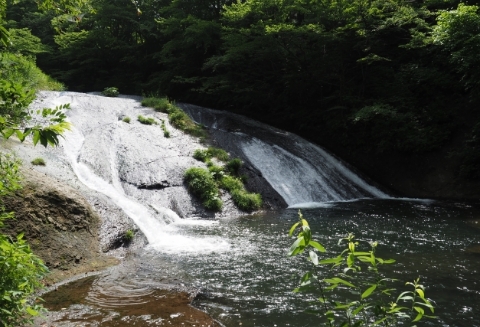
[3,0,480,198]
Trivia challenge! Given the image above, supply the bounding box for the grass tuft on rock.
[142,97,206,138]
[184,167,223,211]
[101,87,119,97]
[31,157,46,166]
[231,189,263,212]
[137,115,158,125]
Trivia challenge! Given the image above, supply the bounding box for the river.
[28,92,480,327]
[43,199,480,327]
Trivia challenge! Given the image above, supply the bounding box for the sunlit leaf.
[361,284,377,299]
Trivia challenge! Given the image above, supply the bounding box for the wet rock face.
[3,169,105,271]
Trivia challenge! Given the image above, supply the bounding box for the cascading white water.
[179,104,390,208]
[45,92,230,254]
[240,137,389,207]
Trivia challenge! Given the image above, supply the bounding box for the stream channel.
[31,92,480,327]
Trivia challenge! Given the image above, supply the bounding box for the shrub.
[0,154,48,326]
[137,115,157,125]
[141,97,207,138]
[231,189,262,211]
[226,158,243,175]
[219,175,243,192]
[193,147,230,162]
[207,147,229,162]
[31,157,45,166]
[208,164,224,180]
[101,87,119,97]
[184,167,222,211]
[0,53,64,93]
[193,149,209,162]
[122,116,131,123]
[141,97,171,113]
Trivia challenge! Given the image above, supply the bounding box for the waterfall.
[179,104,390,207]
[43,92,230,254]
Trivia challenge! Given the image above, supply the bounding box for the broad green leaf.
[324,277,355,288]
[416,288,425,299]
[289,222,300,236]
[412,312,423,322]
[361,284,377,299]
[288,236,305,256]
[33,130,40,145]
[26,306,38,316]
[309,240,325,252]
[320,256,342,264]
[2,129,14,139]
[373,317,387,325]
[352,304,367,316]
[347,253,355,267]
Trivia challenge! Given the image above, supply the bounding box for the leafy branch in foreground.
[289,211,436,327]
[0,103,71,147]
[0,154,49,327]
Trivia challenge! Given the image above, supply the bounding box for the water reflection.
[42,200,480,327]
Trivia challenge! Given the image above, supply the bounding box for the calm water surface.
[45,199,480,326]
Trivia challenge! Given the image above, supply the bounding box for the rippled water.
[44,199,480,327]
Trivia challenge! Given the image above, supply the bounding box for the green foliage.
[350,104,450,153]
[101,86,119,97]
[193,149,209,162]
[208,164,224,180]
[184,167,223,211]
[137,115,157,125]
[141,97,207,138]
[1,28,50,59]
[160,119,170,138]
[206,147,229,162]
[0,53,64,94]
[189,148,261,211]
[193,147,230,162]
[433,4,480,94]
[0,154,48,327]
[225,158,242,175]
[124,229,134,242]
[31,157,45,166]
[122,116,130,123]
[289,211,436,326]
[219,175,243,192]
[141,97,171,113]
[230,188,262,211]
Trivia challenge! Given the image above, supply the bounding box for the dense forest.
[2,0,480,197]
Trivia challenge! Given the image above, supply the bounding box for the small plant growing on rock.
[124,230,134,242]
[31,157,46,166]
[208,164,224,180]
[226,158,242,175]
[122,116,131,123]
[141,97,207,138]
[207,147,229,162]
[101,87,119,97]
[161,119,170,138]
[193,149,209,162]
[137,115,158,125]
[231,189,262,211]
[141,97,171,113]
[184,167,223,211]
